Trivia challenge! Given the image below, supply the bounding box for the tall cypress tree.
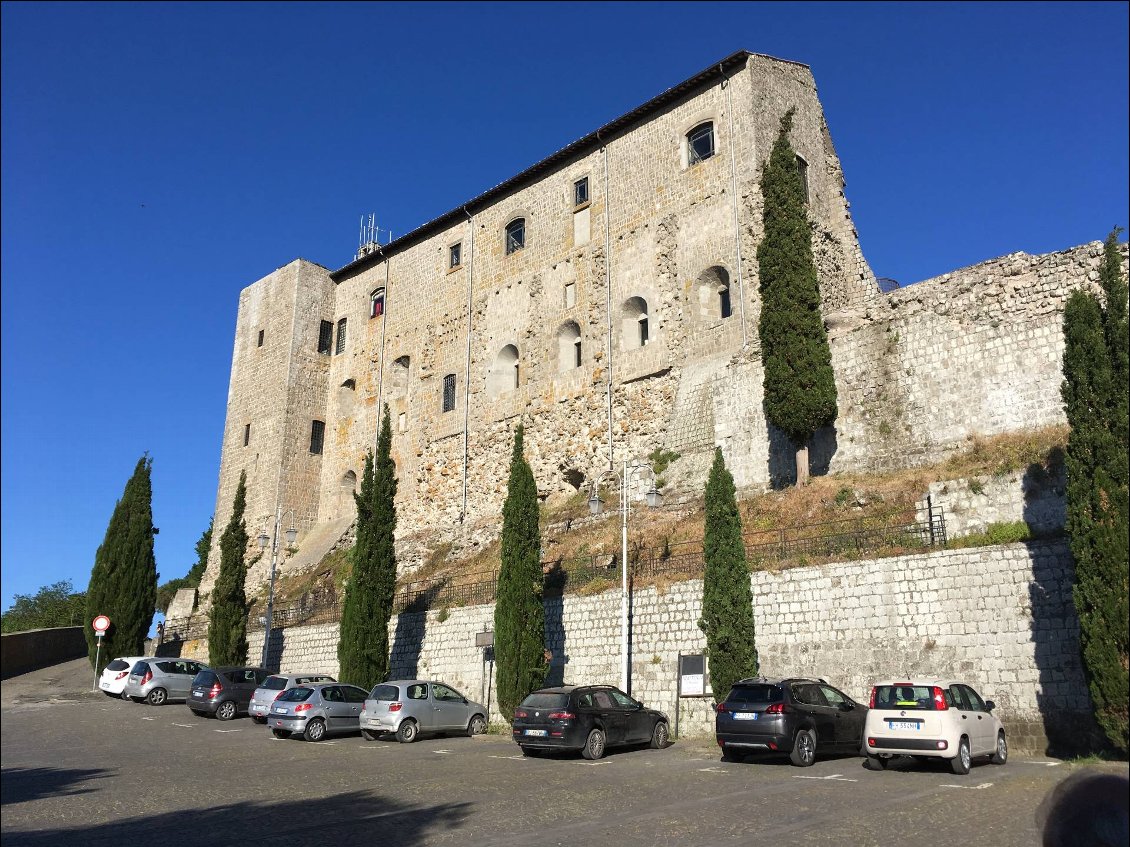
[494,424,547,721]
[209,471,250,667]
[1063,232,1129,753]
[84,456,158,671]
[699,447,758,707]
[338,406,399,688]
[757,108,838,486]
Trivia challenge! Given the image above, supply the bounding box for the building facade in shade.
[197,50,1120,600]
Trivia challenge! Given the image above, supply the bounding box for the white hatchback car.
[863,679,1007,774]
[98,656,151,698]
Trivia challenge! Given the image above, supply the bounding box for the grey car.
[267,682,369,741]
[123,659,208,706]
[248,673,336,723]
[188,666,273,720]
[360,679,488,743]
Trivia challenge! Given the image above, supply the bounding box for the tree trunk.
[795,444,809,487]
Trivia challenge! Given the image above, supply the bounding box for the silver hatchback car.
[267,682,369,742]
[248,673,336,723]
[124,659,208,705]
[360,679,488,743]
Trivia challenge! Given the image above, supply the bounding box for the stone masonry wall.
[226,541,1087,756]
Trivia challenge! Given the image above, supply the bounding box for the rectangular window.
[449,242,461,269]
[573,177,589,207]
[243,423,250,446]
[318,320,333,354]
[309,420,325,455]
[442,374,456,413]
[564,282,576,309]
[257,329,264,347]
[335,318,347,354]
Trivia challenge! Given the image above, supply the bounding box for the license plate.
[524,729,548,737]
[273,707,288,714]
[192,690,204,698]
[732,712,758,721]
[888,720,920,730]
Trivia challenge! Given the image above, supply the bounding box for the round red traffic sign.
[92,615,111,633]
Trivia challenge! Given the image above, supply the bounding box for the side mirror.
[839,701,855,711]
[636,701,644,710]
[985,700,995,712]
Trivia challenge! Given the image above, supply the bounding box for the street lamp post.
[257,508,297,669]
[588,460,663,693]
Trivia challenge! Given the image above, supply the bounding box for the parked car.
[123,659,208,705]
[98,656,150,698]
[267,682,370,741]
[715,677,868,767]
[863,679,1007,774]
[360,680,488,743]
[249,673,337,723]
[187,666,272,720]
[512,685,669,760]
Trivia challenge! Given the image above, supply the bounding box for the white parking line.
[793,774,858,783]
[361,744,392,750]
[489,755,527,761]
[698,766,727,773]
[942,782,993,790]
[214,729,241,733]
[1022,761,1062,767]
[141,716,156,721]
[170,723,195,728]
[576,761,610,767]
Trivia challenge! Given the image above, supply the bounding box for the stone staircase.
[280,516,354,578]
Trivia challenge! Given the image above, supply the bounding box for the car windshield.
[727,684,782,704]
[277,687,313,702]
[262,676,288,690]
[106,659,132,672]
[873,685,938,710]
[520,692,570,710]
[368,684,399,701]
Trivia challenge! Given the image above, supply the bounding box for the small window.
[796,154,809,203]
[370,288,385,319]
[622,297,650,350]
[505,218,525,255]
[257,329,264,347]
[449,242,462,269]
[309,420,325,454]
[564,282,576,309]
[573,177,589,207]
[243,423,250,447]
[318,320,333,354]
[687,122,715,165]
[442,374,457,413]
[488,345,519,397]
[335,318,347,354]
[639,314,649,346]
[557,322,581,373]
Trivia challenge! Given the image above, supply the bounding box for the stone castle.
[194,49,1122,602]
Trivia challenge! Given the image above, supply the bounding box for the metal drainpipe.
[375,248,391,440]
[461,208,475,523]
[722,63,748,349]
[599,130,615,472]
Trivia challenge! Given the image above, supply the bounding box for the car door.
[405,682,434,731]
[320,686,348,731]
[430,683,468,731]
[792,683,837,747]
[819,684,865,749]
[946,684,980,750]
[340,685,367,732]
[957,684,994,754]
[592,689,628,745]
[608,688,651,743]
[164,661,190,699]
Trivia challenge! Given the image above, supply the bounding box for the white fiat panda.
[863,679,1008,774]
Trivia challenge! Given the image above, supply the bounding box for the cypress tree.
[699,447,758,705]
[494,424,548,721]
[338,405,399,688]
[209,471,250,667]
[85,456,158,672]
[1063,232,1129,753]
[756,108,838,486]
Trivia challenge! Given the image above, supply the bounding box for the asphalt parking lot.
[2,660,1126,846]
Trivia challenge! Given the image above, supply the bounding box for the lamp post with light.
[588,460,663,693]
[257,508,297,669]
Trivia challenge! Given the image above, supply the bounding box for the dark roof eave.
[330,50,804,283]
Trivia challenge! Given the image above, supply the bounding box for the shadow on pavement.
[1,789,470,846]
[1,766,113,806]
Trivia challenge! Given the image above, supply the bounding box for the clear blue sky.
[2,1,1127,614]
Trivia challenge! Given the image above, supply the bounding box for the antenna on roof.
[356,212,384,259]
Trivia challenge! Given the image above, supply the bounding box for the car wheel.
[990,731,1008,765]
[216,701,238,721]
[396,719,419,743]
[466,714,488,737]
[867,755,889,770]
[581,728,606,760]
[272,729,291,739]
[720,746,741,763]
[650,720,669,749]
[950,737,971,774]
[789,729,817,767]
[146,688,168,706]
[304,719,327,742]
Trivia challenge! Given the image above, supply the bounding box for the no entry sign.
[92,615,111,634]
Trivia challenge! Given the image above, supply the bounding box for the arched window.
[391,356,410,399]
[557,322,582,372]
[505,218,526,255]
[487,344,520,397]
[338,470,357,516]
[695,266,733,320]
[621,297,650,350]
[687,122,715,165]
[370,287,385,319]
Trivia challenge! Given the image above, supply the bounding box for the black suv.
[715,677,867,766]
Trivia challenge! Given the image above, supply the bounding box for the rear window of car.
[726,684,783,704]
[872,685,939,710]
[278,687,313,702]
[520,692,570,710]
[296,675,335,685]
[192,671,217,687]
[262,676,288,690]
[106,659,132,672]
[131,662,150,675]
[368,685,399,701]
